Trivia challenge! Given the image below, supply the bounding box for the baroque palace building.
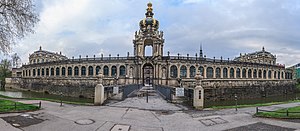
[12,3,294,100]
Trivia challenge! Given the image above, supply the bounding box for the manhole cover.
[111,124,130,131]
[74,119,95,125]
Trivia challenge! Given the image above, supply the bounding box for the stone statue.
[97,71,104,84]
[162,68,166,78]
[195,70,203,87]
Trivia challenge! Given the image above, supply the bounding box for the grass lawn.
[0,94,93,106]
[211,100,300,109]
[255,106,300,118]
[0,99,39,113]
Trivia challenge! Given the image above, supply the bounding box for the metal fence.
[256,107,300,117]
[120,84,141,99]
[155,85,174,101]
[0,101,41,113]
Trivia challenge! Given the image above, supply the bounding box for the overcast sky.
[6,0,300,67]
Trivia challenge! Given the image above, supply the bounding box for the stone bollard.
[94,72,105,106]
[193,70,204,109]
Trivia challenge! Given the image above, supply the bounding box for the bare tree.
[0,0,39,53]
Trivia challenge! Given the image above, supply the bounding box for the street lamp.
[235,93,238,111]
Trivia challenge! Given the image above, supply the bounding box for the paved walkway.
[0,89,300,131]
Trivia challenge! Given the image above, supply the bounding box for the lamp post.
[60,92,63,107]
[235,93,238,111]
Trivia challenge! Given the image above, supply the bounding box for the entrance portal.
[143,64,154,86]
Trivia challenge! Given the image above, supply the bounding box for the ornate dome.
[139,2,159,31]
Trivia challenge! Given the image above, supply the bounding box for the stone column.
[193,70,204,109]
[203,67,207,79]
[234,68,237,79]
[213,67,216,79]
[220,67,223,79]
[186,66,190,78]
[94,72,105,105]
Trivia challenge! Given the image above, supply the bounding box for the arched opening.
[216,67,221,78]
[242,68,246,78]
[207,67,213,78]
[62,67,66,76]
[143,63,154,86]
[88,66,93,76]
[170,65,178,78]
[180,65,187,78]
[103,66,109,76]
[199,66,204,76]
[223,68,228,78]
[96,66,101,75]
[50,68,54,76]
[46,68,49,76]
[189,66,196,78]
[56,67,60,76]
[230,68,234,78]
[68,67,72,76]
[119,66,126,76]
[74,66,79,76]
[254,69,257,78]
[248,69,252,78]
[144,46,152,56]
[236,68,241,78]
[144,39,153,57]
[81,66,86,76]
[111,66,117,76]
[42,68,45,76]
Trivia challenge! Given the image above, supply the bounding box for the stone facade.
[9,3,295,100]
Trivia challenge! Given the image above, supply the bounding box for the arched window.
[74,66,79,76]
[236,68,241,78]
[96,66,101,75]
[29,70,31,76]
[242,68,246,78]
[180,66,187,78]
[199,66,204,76]
[278,71,280,79]
[33,69,36,76]
[81,66,86,76]
[170,65,178,78]
[223,68,228,78]
[51,68,54,76]
[120,66,126,76]
[263,70,266,79]
[258,70,262,78]
[207,67,214,78]
[268,70,271,79]
[230,68,234,78]
[46,68,49,76]
[274,71,277,79]
[37,69,40,76]
[88,66,93,76]
[56,67,60,76]
[248,69,252,78]
[216,67,221,78]
[68,67,72,76]
[253,69,257,78]
[281,72,284,79]
[42,68,44,76]
[62,67,66,76]
[189,66,196,78]
[111,66,117,76]
[103,66,109,76]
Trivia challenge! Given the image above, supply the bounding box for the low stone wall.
[6,77,297,101]
[202,80,296,101]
